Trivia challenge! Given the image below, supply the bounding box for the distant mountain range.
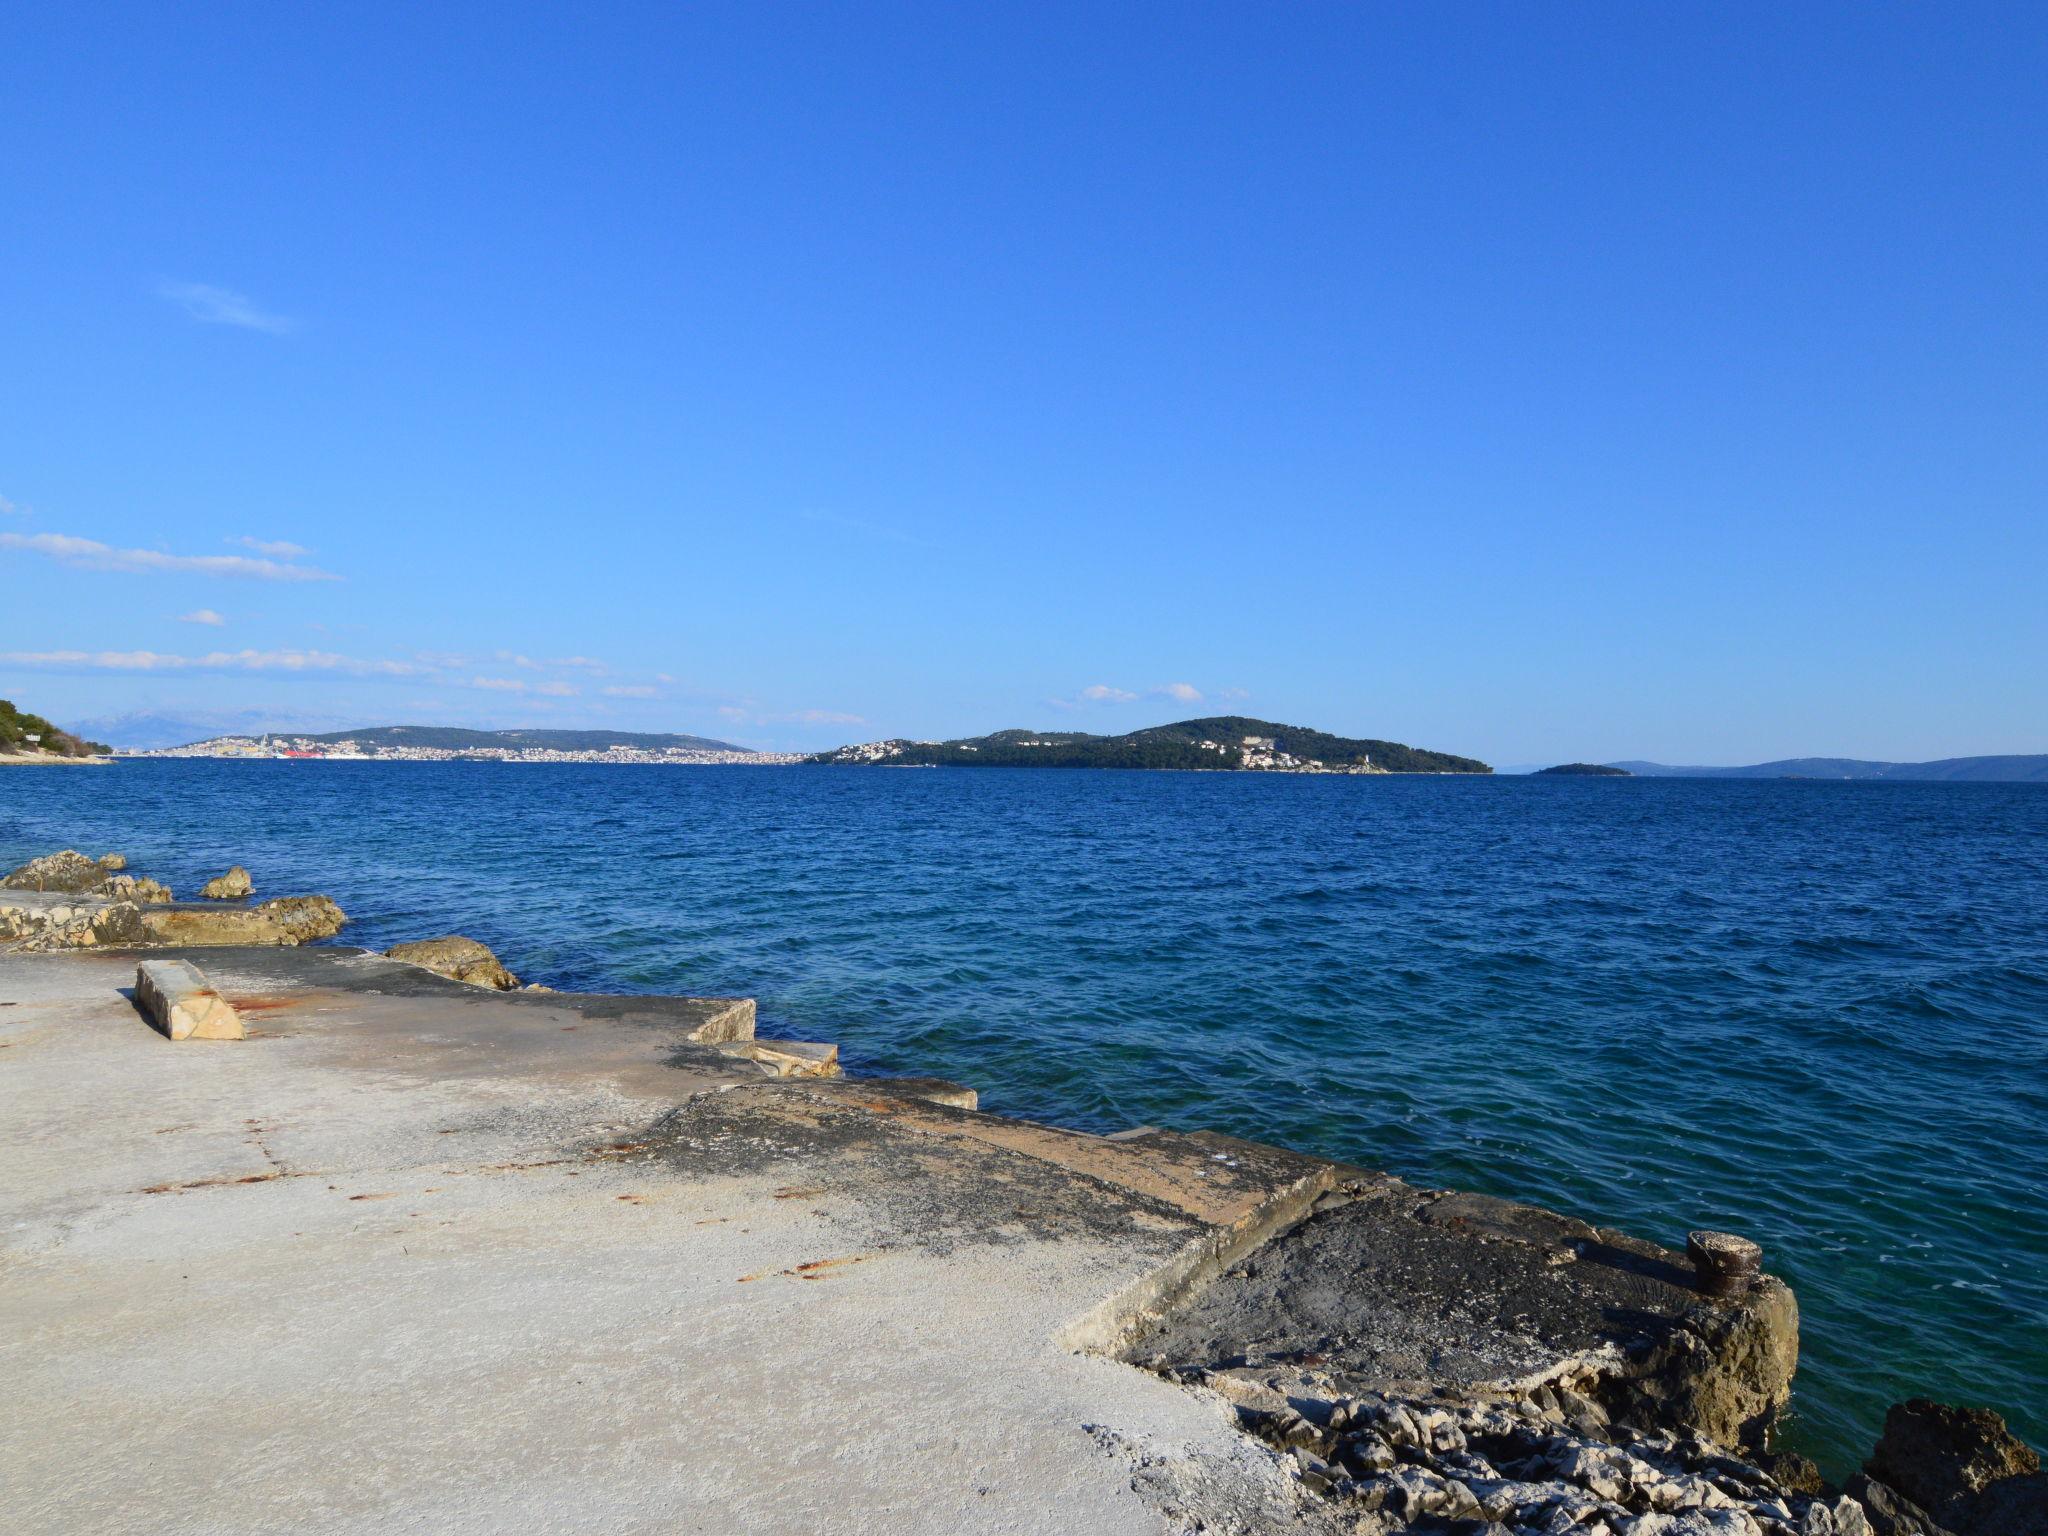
[290,725,752,753]
[811,716,1491,773]
[1608,756,2048,783]
[69,709,363,752]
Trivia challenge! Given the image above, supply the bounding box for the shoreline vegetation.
[0,698,110,763]
[5,841,2043,1534]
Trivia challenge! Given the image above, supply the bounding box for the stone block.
[136,960,245,1041]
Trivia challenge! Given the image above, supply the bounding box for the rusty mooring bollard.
[1687,1230,1762,1297]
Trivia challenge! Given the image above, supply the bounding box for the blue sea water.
[4,761,2044,1467]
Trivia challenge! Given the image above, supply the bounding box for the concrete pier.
[1,944,1802,1534]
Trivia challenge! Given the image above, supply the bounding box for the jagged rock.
[1967,1474,2048,1536]
[1616,1278,1801,1452]
[385,935,519,990]
[96,852,126,870]
[1844,1474,1957,1536]
[198,866,252,901]
[139,894,345,947]
[258,894,347,942]
[108,874,174,904]
[3,850,113,894]
[1865,1401,2043,1535]
[1760,1452,1828,1496]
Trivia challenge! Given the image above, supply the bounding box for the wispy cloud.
[0,648,421,676]
[534,681,578,697]
[1,531,338,581]
[0,494,25,518]
[232,536,310,559]
[1049,680,1212,711]
[602,684,659,699]
[467,676,528,693]
[714,701,865,726]
[178,609,226,627]
[159,281,295,335]
[799,509,930,549]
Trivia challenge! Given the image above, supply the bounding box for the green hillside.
[0,699,110,758]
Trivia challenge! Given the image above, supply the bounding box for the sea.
[4,760,2043,1469]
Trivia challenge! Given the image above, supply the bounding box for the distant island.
[1610,755,2048,783]
[139,726,779,765]
[1537,763,1631,777]
[0,699,110,762]
[809,716,1491,774]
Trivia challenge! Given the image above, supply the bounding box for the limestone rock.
[1865,1400,2044,1536]
[198,866,253,901]
[385,935,519,990]
[1844,1473,1958,1536]
[135,959,244,1041]
[109,874,174,903]
[138,894,346,947]
[97,852,127,871]
[140,907,291,946]
[257,894,346,943]
[1615,1276,1800,1451]
[3,849,112,894]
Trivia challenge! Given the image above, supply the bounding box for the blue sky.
[3,3,2044,761]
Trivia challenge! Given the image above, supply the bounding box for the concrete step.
[717,1038,840,1078]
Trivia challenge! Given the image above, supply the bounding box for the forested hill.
[0,699,109,757]
[811,716,1490,773]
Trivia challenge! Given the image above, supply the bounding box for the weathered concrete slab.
[0,946,1343,1536]
[134,958,245,1040]
[1124,1179,1798,1452]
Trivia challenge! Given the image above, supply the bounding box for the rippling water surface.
[5,761,2044,1466]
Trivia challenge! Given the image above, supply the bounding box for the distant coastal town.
[134,733,799,766]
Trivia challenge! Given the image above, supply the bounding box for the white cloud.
[0,531,337,581]
[552,656,609,672]
[495,650,542,669]
[1080,684,1139,703]
[467,676,528,693]
[178,609,226,626]
[1154,682,1204,703]
[534,681,578,697]
[602,685,659,698]
[0,494,24,517]
[159,281,295,335]
[232,536,310,559]
[794,709,864,725]
[0,648,421,676]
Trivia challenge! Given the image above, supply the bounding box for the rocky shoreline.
[3,846,2040,1536]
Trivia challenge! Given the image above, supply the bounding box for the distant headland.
[1537,762,1631,776]
[0,698,110,764]
[1611,754,2048,783]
